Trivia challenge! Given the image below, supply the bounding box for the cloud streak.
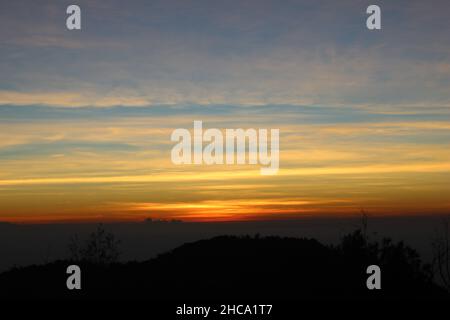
[1,1,450,221]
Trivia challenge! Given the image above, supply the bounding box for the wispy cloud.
[1,0,450,221]
[1,1,450,107]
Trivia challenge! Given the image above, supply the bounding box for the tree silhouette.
[1,228,447,300]
[339,228,435,293]
[68,224,120,265]
[432,218,450,291]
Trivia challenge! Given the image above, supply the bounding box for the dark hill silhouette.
[0,231,448,300]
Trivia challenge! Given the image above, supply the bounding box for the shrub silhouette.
[68,224,120,265]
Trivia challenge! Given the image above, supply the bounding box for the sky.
[1,0,450,222]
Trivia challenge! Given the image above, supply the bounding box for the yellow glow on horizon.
[1,161,450,186]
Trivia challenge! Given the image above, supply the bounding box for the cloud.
[0,140,140,159]
[1,0,450,221]
[0,91,151,107]
[1,1,450,108]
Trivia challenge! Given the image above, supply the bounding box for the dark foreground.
[0,230,448,301]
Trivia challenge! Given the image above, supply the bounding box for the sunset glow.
[1,0,450,223]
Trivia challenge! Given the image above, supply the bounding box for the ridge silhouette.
[0,231,448,300]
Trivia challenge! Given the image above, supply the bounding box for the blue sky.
[1,0,449,108]
[1,0,450,222]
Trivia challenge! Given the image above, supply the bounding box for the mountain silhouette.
[0,231,447,300]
